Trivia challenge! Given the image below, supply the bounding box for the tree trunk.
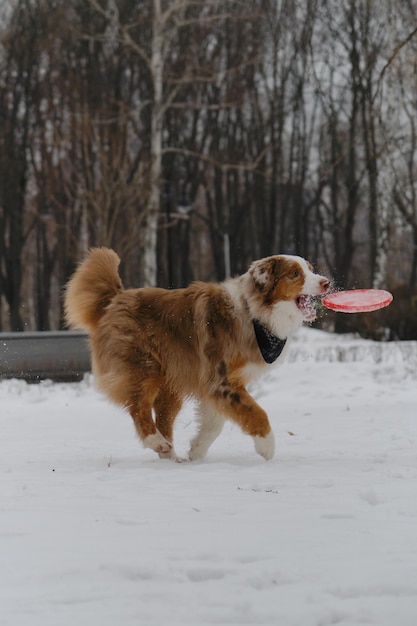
[141,0,163,287]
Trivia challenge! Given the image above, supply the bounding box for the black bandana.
[253,319,287,364]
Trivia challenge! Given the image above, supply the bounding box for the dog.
[64,248,330,461]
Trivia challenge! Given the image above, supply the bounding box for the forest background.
[1,0,417,338]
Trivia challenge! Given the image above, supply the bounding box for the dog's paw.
[253,431,275,460]
[188,449,204,462]
[143,432,173,455]
[174,456,189,464]
[188,440,208,461]
[158,449,188,463]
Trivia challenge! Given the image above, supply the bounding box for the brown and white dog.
[65,248,330,461]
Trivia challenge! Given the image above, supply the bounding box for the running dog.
[64,248,330,461]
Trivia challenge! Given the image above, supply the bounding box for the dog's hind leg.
[127,382,173,457]
[154,388,184,460]
[188,402,225,461]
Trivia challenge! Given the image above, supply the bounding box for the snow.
[1,328,417,626]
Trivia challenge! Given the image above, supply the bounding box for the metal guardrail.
[0,331,91,382]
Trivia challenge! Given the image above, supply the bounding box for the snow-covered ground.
[1,329,417,626]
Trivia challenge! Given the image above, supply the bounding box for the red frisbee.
[322,289,393,313]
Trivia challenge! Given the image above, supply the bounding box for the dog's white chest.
[242,361,269,384]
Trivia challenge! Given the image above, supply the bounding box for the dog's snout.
[320,278,330,293]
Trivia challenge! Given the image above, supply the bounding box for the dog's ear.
[249,257,282,292]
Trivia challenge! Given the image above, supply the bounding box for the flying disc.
[322,289,393,313]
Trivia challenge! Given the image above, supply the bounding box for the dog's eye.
[292,270,299,278]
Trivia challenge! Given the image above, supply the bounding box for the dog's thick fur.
[65,248,329,461]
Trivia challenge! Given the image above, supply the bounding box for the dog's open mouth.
[296,295,317,321]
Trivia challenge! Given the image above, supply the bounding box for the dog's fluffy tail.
[64,248,123,333]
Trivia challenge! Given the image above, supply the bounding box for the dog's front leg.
[212,386,275,461]
[189,403,225,461]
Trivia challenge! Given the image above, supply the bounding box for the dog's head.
[248,254,330,335]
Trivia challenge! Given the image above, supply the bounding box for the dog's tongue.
[297,295,316,321]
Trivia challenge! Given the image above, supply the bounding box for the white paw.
[158,449,188,463]
[188,441,207,461]
[253,431,275,460]
[143,432,172,455]
[174,456,189,464]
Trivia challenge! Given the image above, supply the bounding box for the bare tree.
[0,0,42,330]
[88,0,272,285]
[2,0,417,337]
